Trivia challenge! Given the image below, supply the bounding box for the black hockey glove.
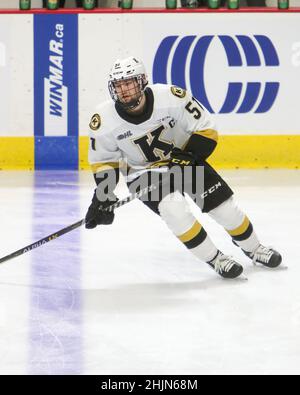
[85,190,118,229]
[169,147,198,167]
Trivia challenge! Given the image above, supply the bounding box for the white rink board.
[0,12,299,138]
[0,15,33,137]
[79,12,300,136]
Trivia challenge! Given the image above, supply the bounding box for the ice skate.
[244,244,282,268]
[207,251,244,279]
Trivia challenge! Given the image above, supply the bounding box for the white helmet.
[108,56,148,109]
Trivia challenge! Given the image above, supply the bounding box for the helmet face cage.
[108,72,148,109]
[108,57,148,108]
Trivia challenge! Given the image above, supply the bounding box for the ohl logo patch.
[153,35,280,114]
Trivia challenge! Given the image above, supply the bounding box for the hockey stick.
[0,182,158,265]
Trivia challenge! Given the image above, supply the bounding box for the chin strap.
[118,94,143,110]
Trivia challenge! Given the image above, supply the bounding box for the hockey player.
[85,56,282,279]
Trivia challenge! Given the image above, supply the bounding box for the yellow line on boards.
[0,135,299,170]
[0,137,34,170]
[208,135,300,169]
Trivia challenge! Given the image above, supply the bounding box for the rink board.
[0,10,300,169]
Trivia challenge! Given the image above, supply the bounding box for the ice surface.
[0,169,299,375]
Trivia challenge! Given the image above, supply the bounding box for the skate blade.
[273,264,288,271]
[222,274,248,281]
[253,263,288,271]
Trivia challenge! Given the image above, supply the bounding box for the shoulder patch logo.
[171,86,186,99]
[89,114,101,131]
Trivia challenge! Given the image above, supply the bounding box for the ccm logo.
[201,182,222,199]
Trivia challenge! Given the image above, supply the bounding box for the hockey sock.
[208,197,260,253]
[159,192,218,262]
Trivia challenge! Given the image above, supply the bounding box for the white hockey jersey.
[88,84,217,179]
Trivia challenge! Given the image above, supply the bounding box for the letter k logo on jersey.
[133,125,174,162]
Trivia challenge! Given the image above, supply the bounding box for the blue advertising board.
[34,14,78,169]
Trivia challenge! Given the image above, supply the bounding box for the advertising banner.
[34,14,78,169]
[142,13,300,135]
[79,13,300,136]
